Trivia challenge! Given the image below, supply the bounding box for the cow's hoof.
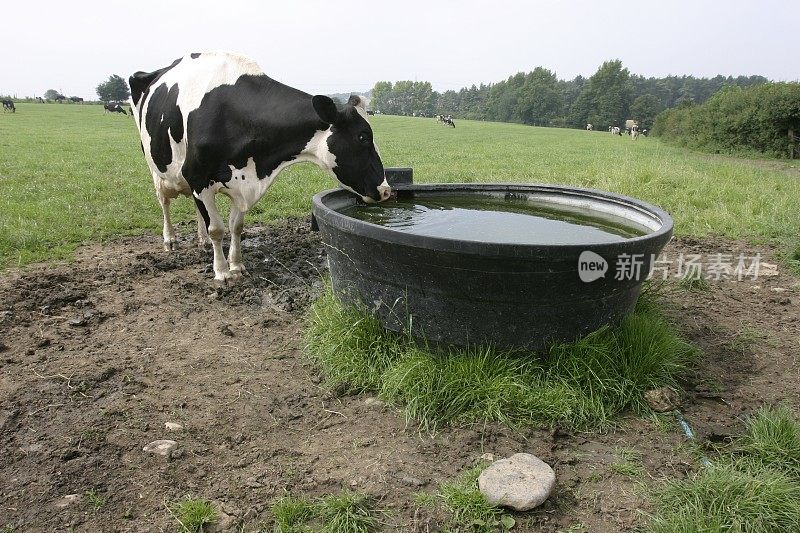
[213,270,239,286]
[163,240,178,252]
[229,265,248,277]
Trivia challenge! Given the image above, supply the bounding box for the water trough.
[312,169,673,351]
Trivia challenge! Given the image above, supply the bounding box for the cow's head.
[312,94,390,203]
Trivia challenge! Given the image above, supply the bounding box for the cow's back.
[131,52,265,182]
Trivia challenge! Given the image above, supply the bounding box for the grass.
[271,491,381,533]
[2,104,800,268]
[170,497,218,533]
[84,489,105,513]
[678,268,710,292]
[305,284,698,431]
[610,448,644,478]
[647,406,800,532]
[415,465,516,532]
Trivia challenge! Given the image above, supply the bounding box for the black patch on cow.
[194,196,210,230]
[181,74,323,194]
[129,57,182,110]
[144,83,183,173]
[190,53,201,59]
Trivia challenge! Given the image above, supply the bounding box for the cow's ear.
[347,94,366,111]
[312,95,339,125]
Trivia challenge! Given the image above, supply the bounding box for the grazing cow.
[69,96,84,104]
[2,99,15,112]
[104,102,127,115]
[54,94,66,103]
[35,96,45,103]
[611,126,620,135]
[586,123,592,131]
[443,116,455,128]
[129,51,390,282]
[366,110,375,116]
[631,124,640,140]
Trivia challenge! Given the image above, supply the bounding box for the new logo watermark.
[578,251,608,282]
[578,251,775,283]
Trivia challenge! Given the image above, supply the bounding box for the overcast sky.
[3,0,797,100]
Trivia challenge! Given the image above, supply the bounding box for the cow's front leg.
[194,191,232,283]
[228,206,247,276]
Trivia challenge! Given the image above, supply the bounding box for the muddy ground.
[1,218,798,532]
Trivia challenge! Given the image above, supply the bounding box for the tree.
[630,94,662,130]
[96,74,130,102]
[370,81,394,113]
[517,68,562,126]
[44,89,63,100]
[585,60,632,129]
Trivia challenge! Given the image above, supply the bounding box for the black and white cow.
[2,99,15,112]
[69,96,84,104]
[129,52,390,282]
[104,102,127,115]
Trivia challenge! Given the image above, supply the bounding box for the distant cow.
[35,96,45,103]
[54,94,66,103]
[69,96,84,104]
[611,126,620,135]
[366,110,375,116]
[2,99,15,112]
[104,102,127,115]
[443,116,455,128]
[631,124,640,140]
[586,123,593,131]
[129,51,389,282]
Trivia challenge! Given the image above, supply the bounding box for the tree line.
[654,82,800,157]
[370,60,768,131]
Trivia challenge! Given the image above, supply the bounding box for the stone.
[364,397,385,407]
[401,475,425,487]
[19,443,44,454]
[142,439,178,456]
[478,453,555,511]
[54,493,81,509]
[165,422,183,431]
[645,387,681,412]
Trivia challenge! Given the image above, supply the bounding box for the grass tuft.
[305,285,697,431]
[678,269,710,292]
[270,491,381,533]
[737,405,800,480]
[84,489,105,513]
[170,497,218,533]
[318,492,380,533]
[272,495,315,532]
[648,406,800,532]
[416,465,516,532]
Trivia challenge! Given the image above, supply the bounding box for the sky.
[2,0,798,100]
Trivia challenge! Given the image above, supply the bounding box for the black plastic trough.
[311,177,673,351]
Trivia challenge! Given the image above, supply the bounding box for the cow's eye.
[358,133,370,145]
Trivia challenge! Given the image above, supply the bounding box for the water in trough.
[342,194,650,245]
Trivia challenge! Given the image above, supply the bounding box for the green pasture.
[1,102,798,268]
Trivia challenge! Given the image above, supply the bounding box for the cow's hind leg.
[194,190,232,283]
[153,174,178,251]
[195,205,211,248]
[228,206,247,276]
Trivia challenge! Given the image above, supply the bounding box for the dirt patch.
[1,220,798,531]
